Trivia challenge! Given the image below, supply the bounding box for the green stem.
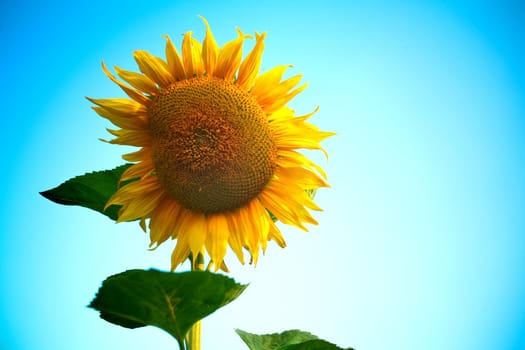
[188,319,202,350]
[187,253,204,350]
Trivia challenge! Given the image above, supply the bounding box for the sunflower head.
[87,17,334,271]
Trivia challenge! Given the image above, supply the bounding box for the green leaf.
[90,269,247,350]
[40,164,132,220]
[236,329,353,350]
[236,329,319,350]
[280,339,355,350]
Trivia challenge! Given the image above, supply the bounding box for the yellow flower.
[87,17,334,271]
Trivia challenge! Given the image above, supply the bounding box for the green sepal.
[40,164,132,220]
[236,329,353,350]
[90,269,247,350]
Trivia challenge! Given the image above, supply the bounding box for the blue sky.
[2,0,525,349]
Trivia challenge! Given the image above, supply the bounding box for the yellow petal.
[276,149,328,179]
[237,32,266,89]
[116,191,163,222]
[205,214,229,271]
[250,200,271,243]
[269,176,323,212]
[149,199,178,246]
[250,65,290,96]
[253,71,307,114]
[87,97,147,116]
[258,74,303,104]
[250,199,272,254]
[259,186,309,230]
[106,128,151,146]
[214,28,249,80]
[268,105,296,122]
[163,34,186,80]
[199,16,219,75]
[274,130,333,158]
[266,216,287,248]
[106,175,158,207]
[133,50,173,87]
[225,212,246,264]
[101,61,150,105]
[171,234,191,271]
[271,111,334,158]
[185,212,207,258]
[114,66,158,95]
[263,83,308,114]
[182,32,204,77]
[91,106,147,130]
[120,160,154,182]
[122,147,151,162]
[170,210,206,269]
[112,182,164,222]
[191,38,204,75]
[235,201,270,265]
[275,166,329,189]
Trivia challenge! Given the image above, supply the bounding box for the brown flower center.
[149,76,276,215]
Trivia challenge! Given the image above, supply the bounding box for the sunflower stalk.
[187,320,201,350]
[186,253,205,350]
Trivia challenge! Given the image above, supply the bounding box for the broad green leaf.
[40,164,132,220]
[236,329,353,350]
[280,339,355,350]
[90,269,247,350]
[236,329,319,350]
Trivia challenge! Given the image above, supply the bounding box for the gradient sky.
[2,0,525,349]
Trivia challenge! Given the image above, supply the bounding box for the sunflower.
[87,17,334,271]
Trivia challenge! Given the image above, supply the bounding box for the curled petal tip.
[198,15,209,25]
[255,31,267,40]
[236,27,252,39]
